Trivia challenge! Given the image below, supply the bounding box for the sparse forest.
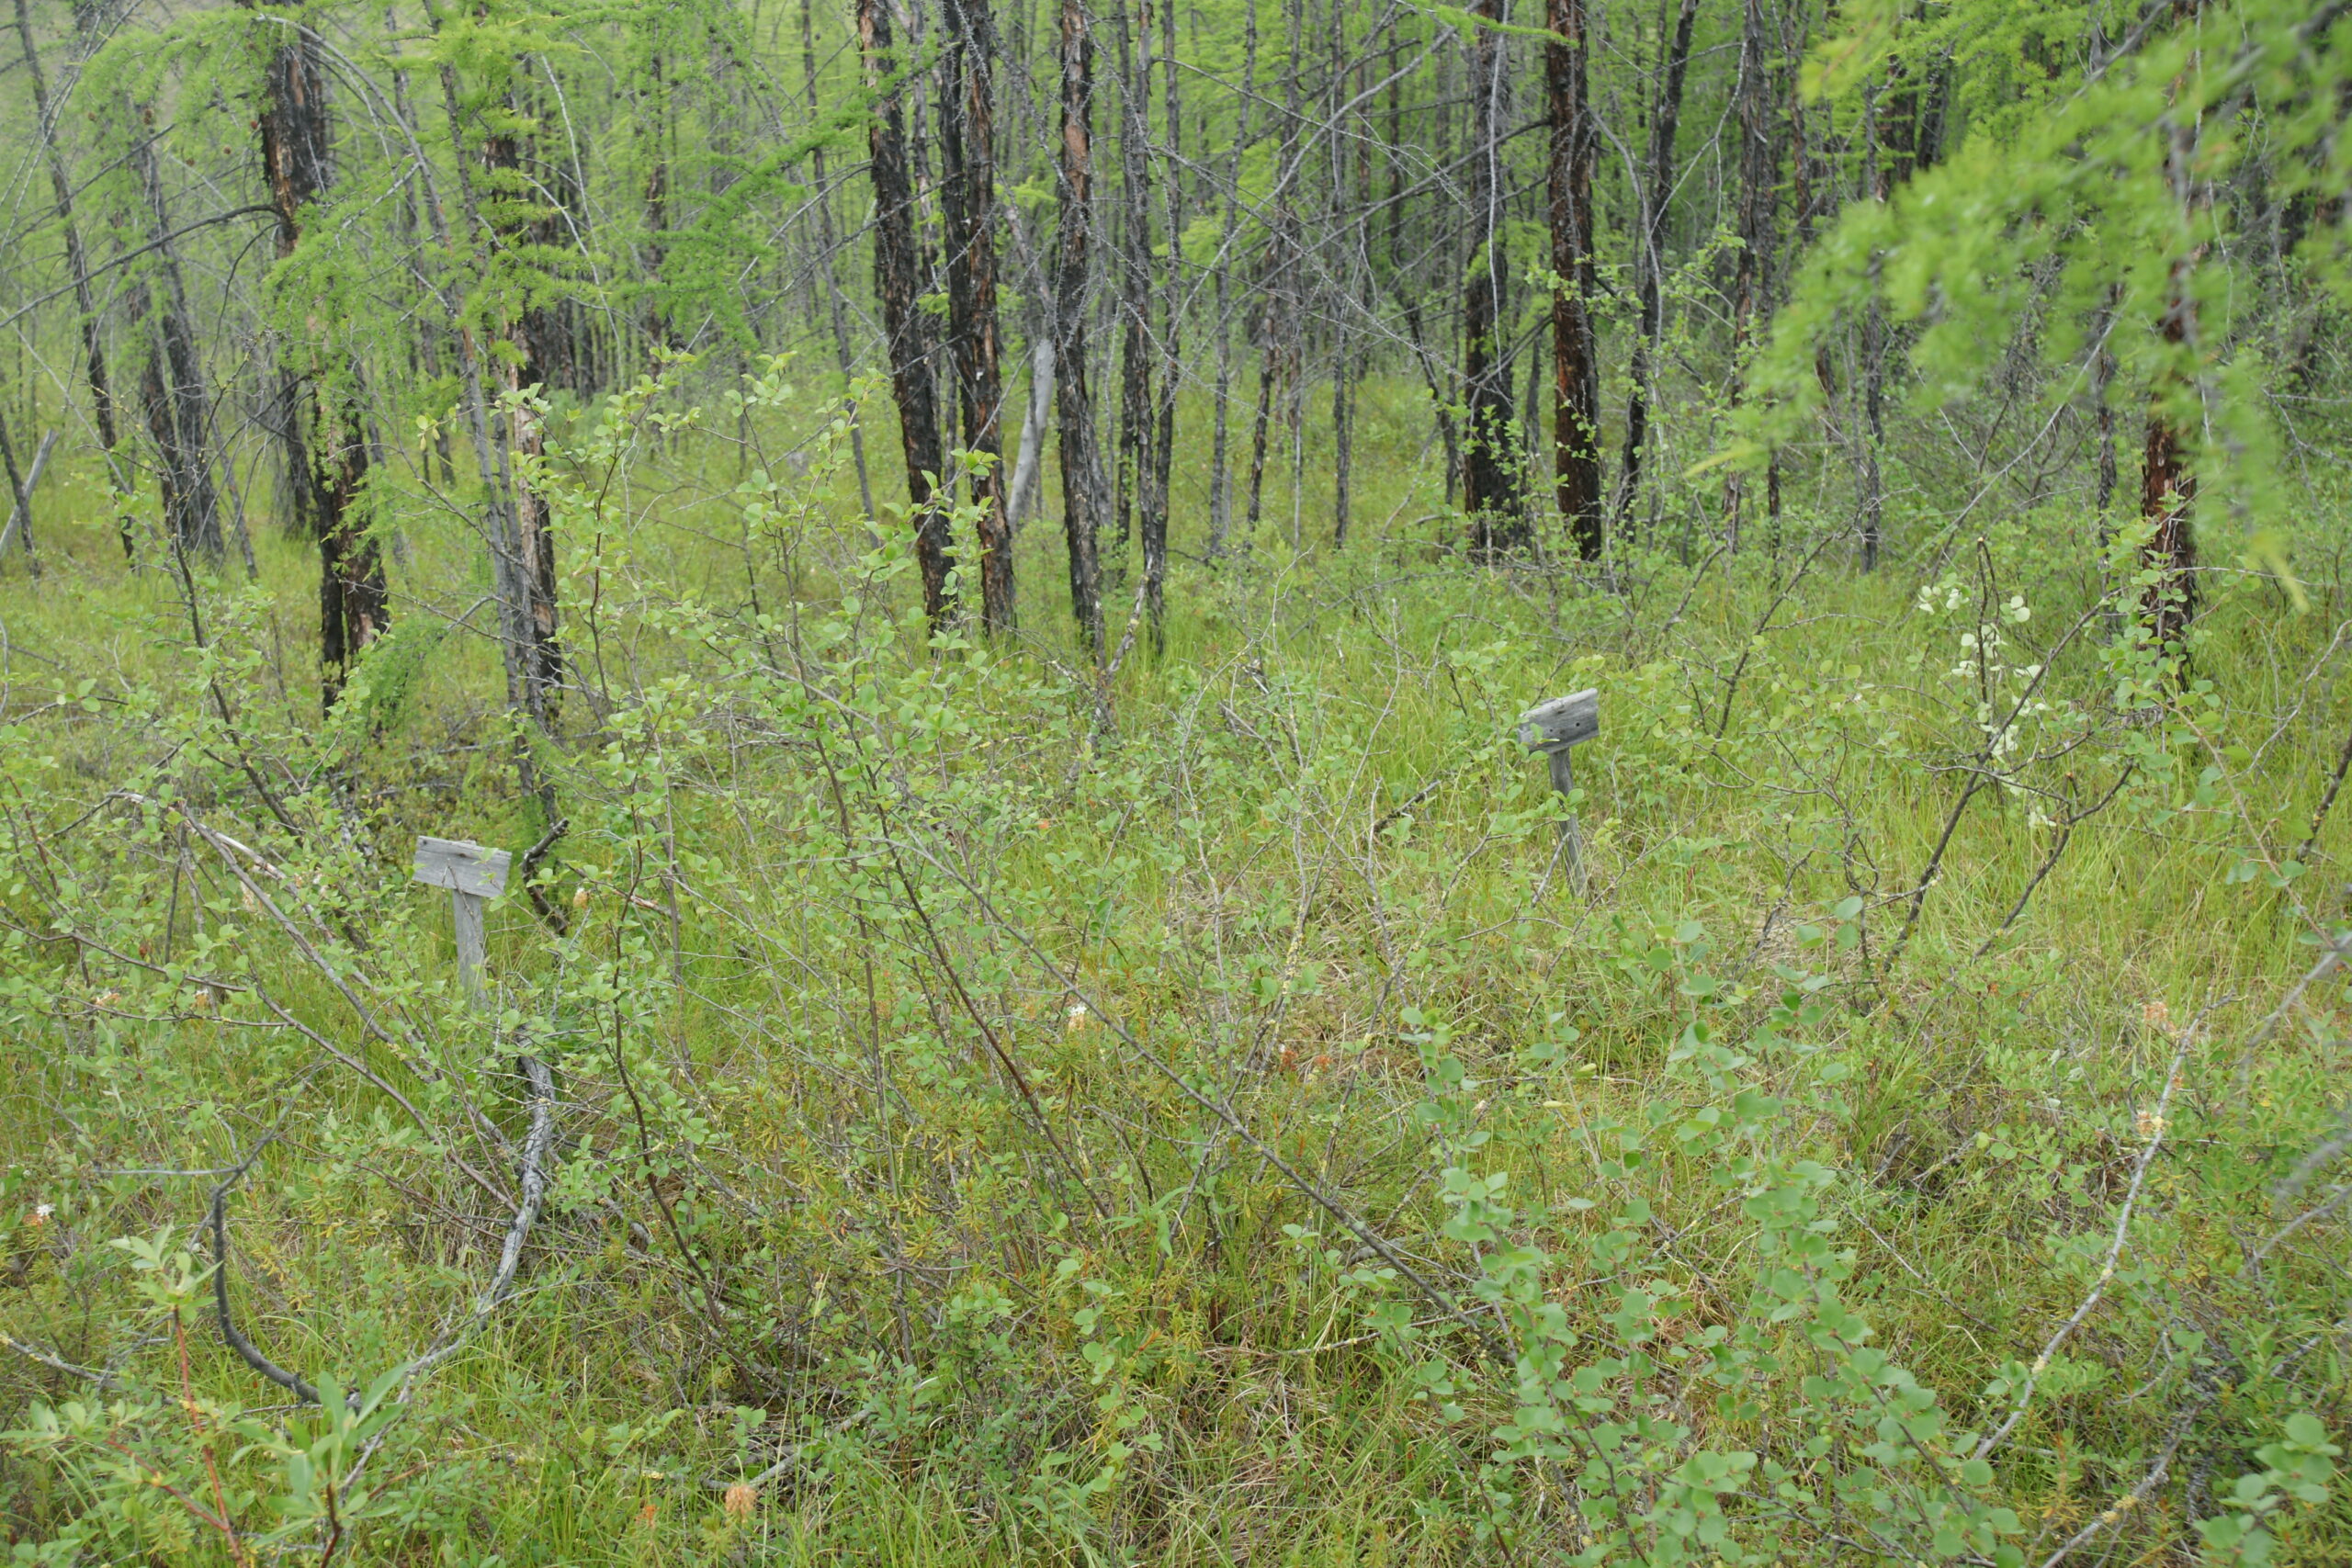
[3,0,2352,1559]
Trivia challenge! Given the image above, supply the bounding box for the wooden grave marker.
[413,836,511,1010]
[1518,689,1599,891]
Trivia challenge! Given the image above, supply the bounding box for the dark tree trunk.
[1332,336,1354,547]
[2095,316,2119,521]
[2141,386,2196,651]
[1860,77,1887,571]
[1111,0,1152,582]
[1245,0,1305,546]
[1545,0,1602,560]
[941,0,1016,632]
[1204,0,1257,561]
[14,0,130,558]
[1613,0,1701,536]
[2143,116,2202,653]
[1147,0,1182,642]
[1720,0,1776,548]
[861,0,956,626]
[259,13,388,711]
[644,46,671,350]
[1244,356,1276,538]
[516,84,598,400]
[1462,0,1527,554]
[1054,0,1105,649]
[482,103,563,710]
[128,107,223,562]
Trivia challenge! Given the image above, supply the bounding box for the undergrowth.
[1,375,2347,1565]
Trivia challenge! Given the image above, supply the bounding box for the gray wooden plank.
[452,889,488,1011]
[1518,689,1600,752]
[413,836,513,898]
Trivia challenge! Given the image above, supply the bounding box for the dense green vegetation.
[3,0,2351,1560]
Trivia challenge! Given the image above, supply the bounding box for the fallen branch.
[401,1052,557,1381]
[4,1335,119,1389]
[1974,1015,2207,1462]
[208,1164,327,1406]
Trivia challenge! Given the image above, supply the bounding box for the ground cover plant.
[3,0,2352,1560]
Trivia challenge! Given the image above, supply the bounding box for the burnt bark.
[861,0,956,626]
[258,11,388,711]
[1147,0,1182,640]
[942,0,1015,634]
[1112,0,1151,580]
[128,107,224,562]
[481,100,563,711]
[1462,0,1527,554]
[1545,0,1602,561]
[2143,105,2201,656]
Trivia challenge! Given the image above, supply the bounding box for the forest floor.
[1,386,2348,1564]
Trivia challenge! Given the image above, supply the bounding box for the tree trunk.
[2094,323,2119,521]
[14,0,130,558]
[644,45,672,350]
[1612,0,1701,536]
[1859,79,1886,571]
[482,98,564,709]
[1545,0,1603,561]
[797,0,877,520]
[128,107,224,562]
[259,11,388,712]
[1245,0,1304,546]
[2140,380,2196,652]
[2142,116,2202,654]
[1007,333,1056,527]
[861,0,956,626]
[1720,0,1776,549]
[1462,0,1527,554]
[1332,334,1354,547]
[1111,0,1150,587]
[1147,0,1182,645]
[1054,0,1106,649]
[1204,0,1257,561]
[941,0,1016,632]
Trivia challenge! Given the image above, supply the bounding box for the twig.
[517,816,570,931]
[3,1336,119,1388]
[1973,766,2136,958]
[481,1055,556,1312]
[888,830,1514,1365]
[2233,932,2352,1092]
[1713,526,1840,739]
[1974,1018,2205,1461]
[401,1053,558,1382]
[2032,1387,2212,1568]
[209,1163,328,1407]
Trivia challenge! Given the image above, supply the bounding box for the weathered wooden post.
[413,836,512,1010]
[1518,689,1599,891]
